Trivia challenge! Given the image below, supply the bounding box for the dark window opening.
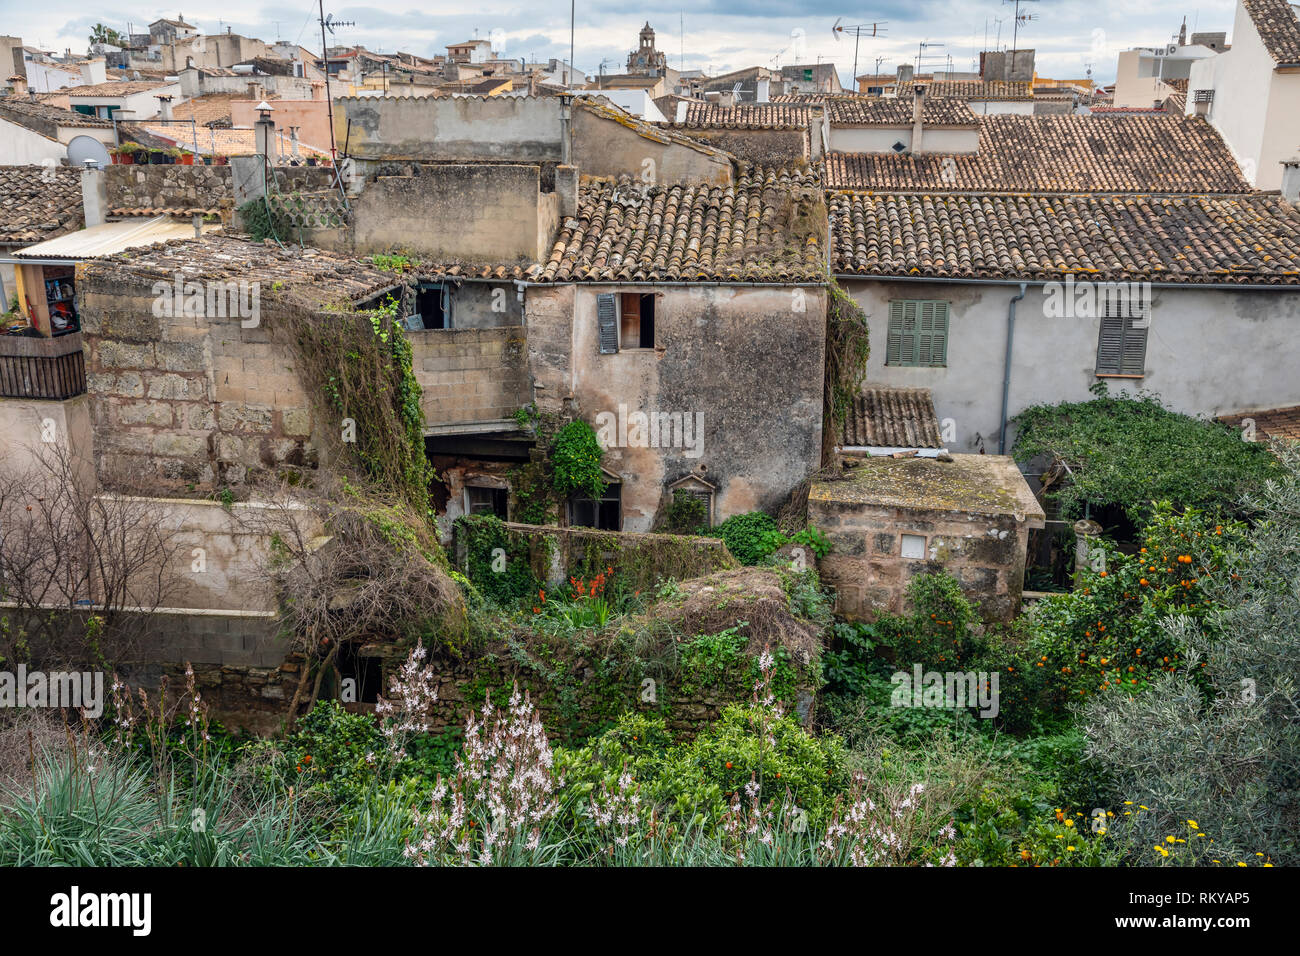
[333,641,383,705]
[413,283,448,330]
[44,266,79,335]
[569,485,621,530]
[619,293,655,348]
[466,485,508,519]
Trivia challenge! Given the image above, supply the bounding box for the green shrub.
[551,420,606,499]
[715,511,785,565]
[454,513,540,606]
[660,489,709,535]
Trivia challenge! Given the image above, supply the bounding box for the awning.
[0,215,221,264]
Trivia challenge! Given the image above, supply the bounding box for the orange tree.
[1021,503,1245,710]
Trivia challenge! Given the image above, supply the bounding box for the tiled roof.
[0,165,83,245]
[678,102,814,129]
[575,97,731,158]
[1243,0,1300,62]
[539,166,825,283]
[826,97,978,127]
[0,96,114,130]
[1217,406,1300,441]
[823,115,1252,193]
[841,387,944,448]
[64,81,171,96]
[84,234,398,309]
[899,80,1034,101]
[171,93,248,127]
[829,192,1300,284]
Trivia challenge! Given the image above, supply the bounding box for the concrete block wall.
[410,325,531,426]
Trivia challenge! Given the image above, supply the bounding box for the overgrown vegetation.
[1012,387,1281,524]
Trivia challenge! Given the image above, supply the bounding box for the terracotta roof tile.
[1243,0,1300,62]
[679,103,814,129]
[841,387,944,448]
[539,166,825,283]
[899,80,1035,101]
[1218,405,1300,441]
[0,165,83,246]
[0,96,114,130]
[830,191,1300,284]
[64,80,172,96]
[827,97,978,126]
[824,114,1251,193]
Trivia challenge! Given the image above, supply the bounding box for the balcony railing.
[0,332,87,400]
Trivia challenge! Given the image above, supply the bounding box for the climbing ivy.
[551,419,606,500]
[1012,387,1282,524]
[822,279,871,463]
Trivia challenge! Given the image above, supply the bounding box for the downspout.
[998,282,1027,454]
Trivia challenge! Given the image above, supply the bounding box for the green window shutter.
[597,293,618,354]
[1096,316,1125,374]
[1120,318,1147,375]
[886,300,905,365]
[887,300,946,366]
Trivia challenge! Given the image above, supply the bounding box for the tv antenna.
[1002,0,1039,59]
[318,2,357,160]
[832,19,888,85]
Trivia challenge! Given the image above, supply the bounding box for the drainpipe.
[998,282,1027,454]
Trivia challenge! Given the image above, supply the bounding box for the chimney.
[81,57,106,85]
[254,100,275,162]
[897,63,914,84]
[1179,19,1187,46]
[157,94,173,121]
[675,99,688,123]
[81,162,106,228]
[911,84,925,153]
[756,76,770,103]
[1282,159,1300,206]
[1192,88,1213,117]
[8,73,26,97]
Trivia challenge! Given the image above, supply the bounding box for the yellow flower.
[1237,862,1247,867]
[1140,805,1150,810]
[1255,852,1264,857]
[1067,846,1076,851]
[1187,820,1199,829]
[1124,801,1133,805]
[1064,820,1075,828]
[1165,836,1177,844]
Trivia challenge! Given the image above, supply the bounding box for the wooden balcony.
[0,332,87,400]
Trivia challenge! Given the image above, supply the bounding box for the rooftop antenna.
[832,19,888,86]
[916,40,946,75]
[1002,0,1040,62]
[317,2,356,160]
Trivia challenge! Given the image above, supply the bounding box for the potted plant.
[305,153,318,166]
[147,147,164,164]
[214,154,229,166]
[111,143,135,164]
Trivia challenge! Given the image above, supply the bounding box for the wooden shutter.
[1096,316,1125,374]
[916,301,948,366]
[887,300,919,365]
[597,293,618,354]
[1119,318,1147,375]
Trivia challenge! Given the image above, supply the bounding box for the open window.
[465,484,509,519]
[411,282,449,330]
[619,292,655,349]
[597,292,655,352]
[568,471,622,530]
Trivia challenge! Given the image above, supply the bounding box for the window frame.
[1094,300,1149,378]
[885,299,949,368]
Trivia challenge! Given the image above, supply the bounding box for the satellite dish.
[67,135,111,169]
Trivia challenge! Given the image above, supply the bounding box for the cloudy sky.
[4,0,1242,84]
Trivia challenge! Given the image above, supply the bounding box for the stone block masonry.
[410,325,532,427]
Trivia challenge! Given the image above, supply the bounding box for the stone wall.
[104,164,337,219]
[78,269,317,488]
[663,126,810,166]
[351,164,558,262]
[526,284,827,532]
[410,325,531,428]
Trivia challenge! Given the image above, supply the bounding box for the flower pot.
[306,157,317,166]
[149,152,163,164]
[116,153,133,165]
[180,153,194,165]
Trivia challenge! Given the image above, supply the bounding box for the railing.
[0,332,87,400]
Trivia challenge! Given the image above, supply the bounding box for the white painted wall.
[965,99,1034,116]
[0,117,65,164]
[841,279,1300,454]
[829,125,979,154]
[1187,1,1300,189]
